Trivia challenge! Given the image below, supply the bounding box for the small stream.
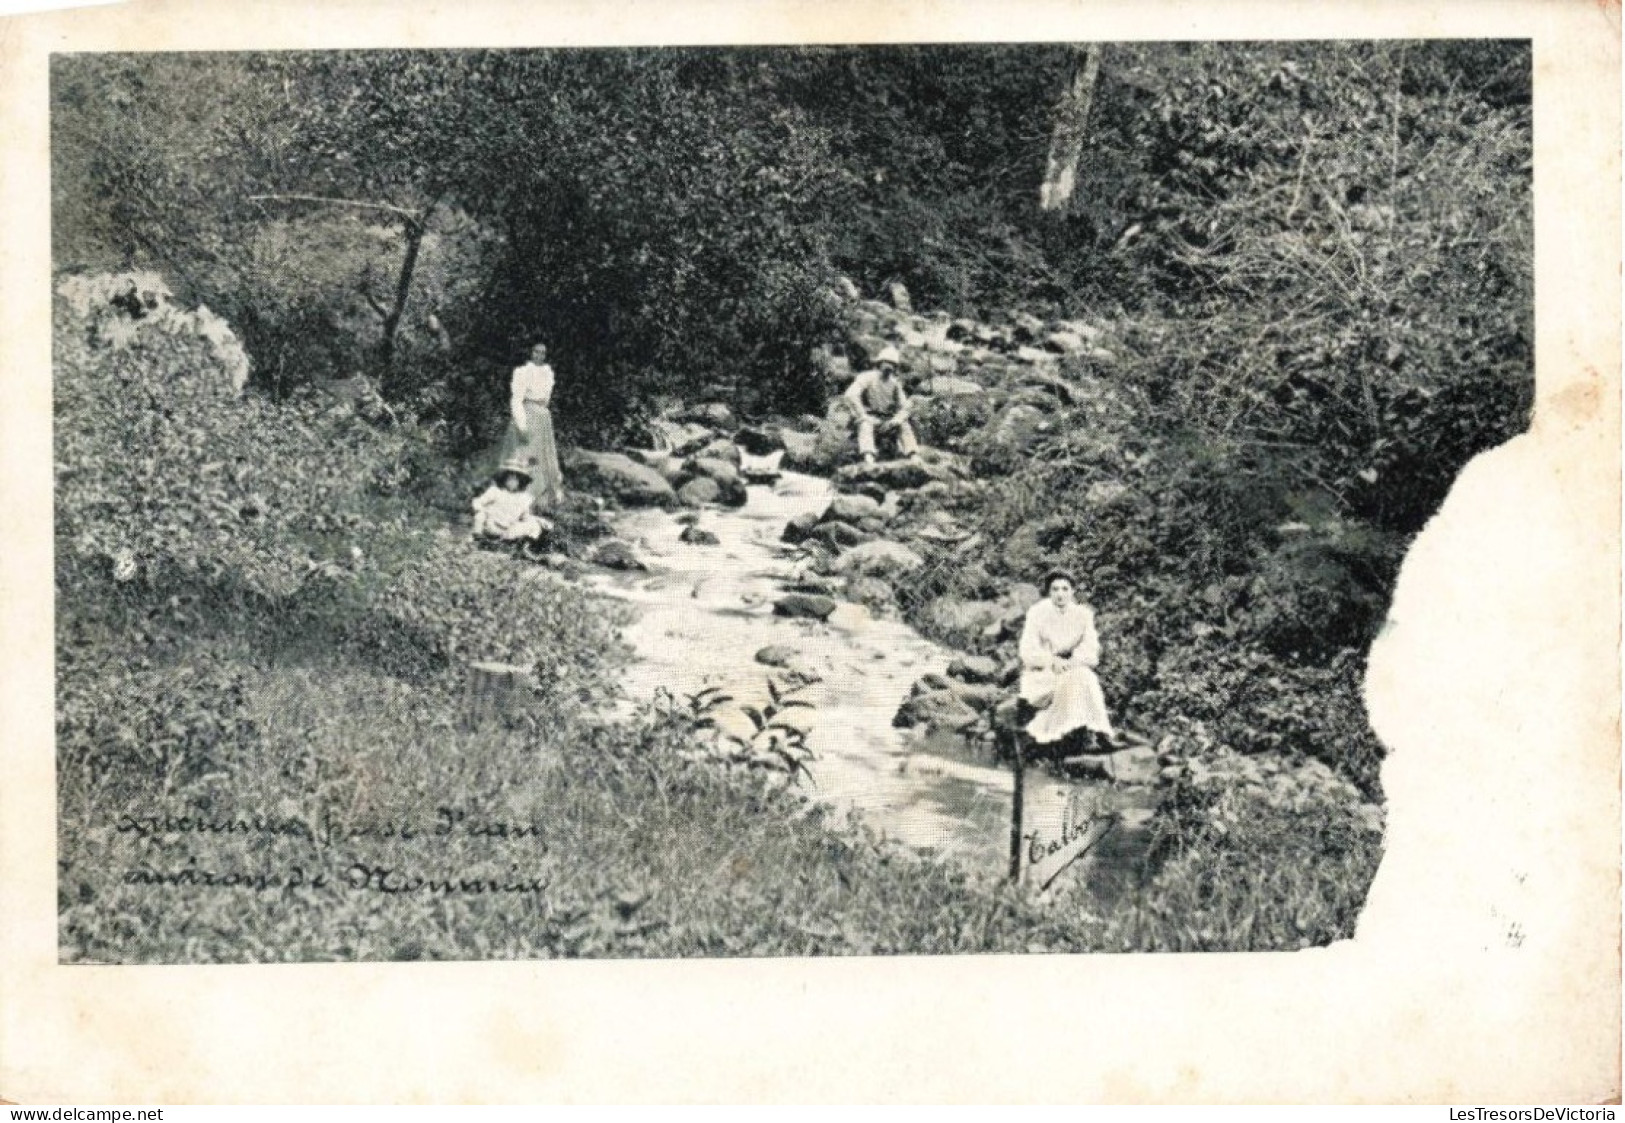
[582,471,1154,895]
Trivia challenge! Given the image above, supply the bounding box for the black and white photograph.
[48,39,1535,961]
[4,0,1618,1104]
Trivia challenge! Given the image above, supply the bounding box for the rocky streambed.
[580,468,1158,895]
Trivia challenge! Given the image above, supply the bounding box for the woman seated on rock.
[472,460,551,551]
[1017,569,1117,754]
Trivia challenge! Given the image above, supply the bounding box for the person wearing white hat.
[472,459,551,547]
[843,344,920,465]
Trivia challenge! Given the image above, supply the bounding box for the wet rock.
[947,654,1002,684]
[948,681,1007,711]
[696,438,742,465]
[677,477,722,507]
[686,455,739,483]
[834,459,949,491]
[678,525,720,546]
[781,511,822,544]
[887,281,913,312]
[811,520,871,550]
[893,689,981,733]
[911,672,953,694]
[773,593,838,620]
[589,539,648,571]
[835,539,924,578]
[563,450,678,507]
[631,451,689,487]
[754,644,800,667]
[735,426,786,455]
[825,493,882,523]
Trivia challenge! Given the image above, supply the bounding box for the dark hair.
[495,468,531,487]
[1041,568,1077,593]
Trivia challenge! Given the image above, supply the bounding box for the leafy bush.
[54,295,423,597]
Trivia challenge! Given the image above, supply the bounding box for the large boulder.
[779,422,851,475]
[696,438,742,465]
[735,426,786,455]
[834,459,949,492]
[686,456,742,486]
[773,593,838,621]
[948,680,1008,711]
[589,539,648,571]
[781,511,822,544]
[563,450,678,507]
[919,596,1004,642]
[825,493,883,523]
[835,539,925,579]
[979,403,1050,459]
[811,520,871,550]
[677,477,722,507]
[947,654,1003,684]
[892,689,981,733]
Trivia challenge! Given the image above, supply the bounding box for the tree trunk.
[1039,45,1104,212]
[379,211,430,395]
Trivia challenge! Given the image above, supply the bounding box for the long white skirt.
[1020,664,1114,745]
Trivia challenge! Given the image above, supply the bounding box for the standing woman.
[498,342,567,510]
[1018,569,1117,752]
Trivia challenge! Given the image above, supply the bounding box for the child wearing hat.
[472,461,551,547]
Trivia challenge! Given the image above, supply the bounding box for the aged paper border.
[1,0,1618,1104]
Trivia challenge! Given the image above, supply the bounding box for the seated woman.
[472,461,551,550]
[1017,569,1117,754]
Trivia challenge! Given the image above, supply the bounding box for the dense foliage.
[52,41,1531,959]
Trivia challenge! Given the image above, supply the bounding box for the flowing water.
[582,471,1154,894]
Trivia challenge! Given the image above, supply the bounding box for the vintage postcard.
[1,0,1618,1104]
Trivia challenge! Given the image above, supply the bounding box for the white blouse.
[510,362,556,426]
[1018,599,1101,671]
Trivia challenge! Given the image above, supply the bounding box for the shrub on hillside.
[54,293,421,598]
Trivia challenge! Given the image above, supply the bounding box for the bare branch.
[247,193,421,223]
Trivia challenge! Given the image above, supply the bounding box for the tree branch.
[247,193,422,223]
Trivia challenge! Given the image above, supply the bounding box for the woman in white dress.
[1018,569,1117,750]
[496,342,567,509]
